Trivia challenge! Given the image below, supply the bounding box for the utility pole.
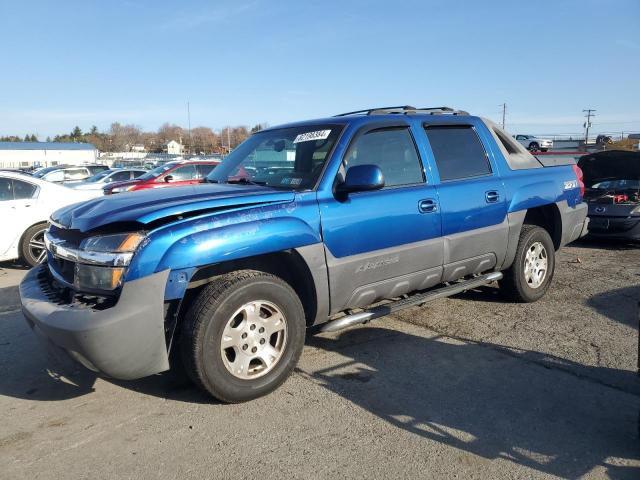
[583,109,595,144]
[501,103,506,129]
[227,126,231,154]
[187,102,192,155]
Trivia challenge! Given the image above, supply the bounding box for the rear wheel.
[500,225,555,302]
[528,142,540,151]
[20,223,48,267]
[180,270,306,403]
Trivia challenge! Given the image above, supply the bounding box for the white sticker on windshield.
[293,129,331,143]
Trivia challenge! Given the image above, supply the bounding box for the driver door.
[318,122,443,313]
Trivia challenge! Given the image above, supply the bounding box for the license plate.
[590,217,609,230]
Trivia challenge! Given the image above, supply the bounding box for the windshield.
[86,170,112,182]
[207,125,343,190]
[138,162,178,181]
[33,166,62,178]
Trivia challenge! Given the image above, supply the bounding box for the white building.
[166,140,183,155]
[0,141,98,169]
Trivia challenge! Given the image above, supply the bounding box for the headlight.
[75,232,146,291]
[81,232,145,253]
[632,205,640,215]
[110,186,129,193]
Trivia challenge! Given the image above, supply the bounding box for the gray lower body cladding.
[20,264,170,380]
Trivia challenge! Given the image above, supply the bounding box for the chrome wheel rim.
[220,300,287,380]
[524,241,548,289]
[28,228,47,264]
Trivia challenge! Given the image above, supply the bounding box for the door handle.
[485,191,500,203]
[418,199,437,213]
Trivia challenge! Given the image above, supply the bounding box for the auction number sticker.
[293,129,331,143]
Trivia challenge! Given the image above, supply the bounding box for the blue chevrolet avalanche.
[20,106,589,402]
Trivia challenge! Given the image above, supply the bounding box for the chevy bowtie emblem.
[595,206,606,213]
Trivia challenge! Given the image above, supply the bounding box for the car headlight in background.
[631,205,640,216]
[74,232,146,291]
[110,186,132,193]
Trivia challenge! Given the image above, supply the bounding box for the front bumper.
[587,215,640,240]
[20,264,170,380]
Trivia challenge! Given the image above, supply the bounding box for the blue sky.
[1,0,638,138]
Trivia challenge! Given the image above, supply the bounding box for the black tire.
[528,142,540,151]
[500,225,555,303]
[180,270,306,403]
[20,223,48,267]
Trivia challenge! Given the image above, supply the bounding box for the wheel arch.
[182,247,325,329]
[501,203,562,270]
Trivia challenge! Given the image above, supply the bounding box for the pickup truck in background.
[20,106,588,403]
[514,134,553,152]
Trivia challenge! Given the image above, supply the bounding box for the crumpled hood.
[51,184,296,232]
[578,150,640,187]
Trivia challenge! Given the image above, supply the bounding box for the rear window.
[424,125,491,181]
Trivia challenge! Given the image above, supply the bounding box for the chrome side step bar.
[320,271,503,333]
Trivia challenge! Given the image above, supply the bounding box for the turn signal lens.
[75,264,125,291]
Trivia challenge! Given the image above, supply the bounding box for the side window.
[0,178,13,201]
[132,170,145,178]
[12,180,37,199]
[197,164,216,177]
[111,171,131,182]
[168,165,196,181]
[424,126,491,181]
[344,127,424,187]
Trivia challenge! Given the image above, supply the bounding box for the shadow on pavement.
[0,308,210,404]
[586,286,640,330]
[571,237,639,251]
[305,327,640,479]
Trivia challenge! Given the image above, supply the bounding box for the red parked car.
[103,160,219,195]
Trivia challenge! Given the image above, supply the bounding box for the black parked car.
[579,150,640,241]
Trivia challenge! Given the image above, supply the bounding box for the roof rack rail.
[334,106,469,117]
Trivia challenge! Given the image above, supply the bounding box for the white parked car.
[69,168,147,191]
[514,134,553,152]
[0,171,100,266]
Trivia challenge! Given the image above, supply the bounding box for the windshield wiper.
[225,178,268,186]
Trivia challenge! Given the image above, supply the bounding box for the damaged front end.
[578,151,640,239]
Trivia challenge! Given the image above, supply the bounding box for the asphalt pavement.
[0,239,638,479]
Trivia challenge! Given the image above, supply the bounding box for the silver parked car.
[69,168,147,191]
[514,134,553,152]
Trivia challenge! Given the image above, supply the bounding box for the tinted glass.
[12,179,37,199]
[169,165,197,181]
[424,126,491,181]
[344,127,424,187]
[132,170,146,178]
[208,125,342,190]
[197,164,216,177]
[0,177,13,201]
[111,171,131,182]
[86,170,112,182]
[139,162,178,180]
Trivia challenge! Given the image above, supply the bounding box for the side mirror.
[164,175,173,183]
[337,164,384,194]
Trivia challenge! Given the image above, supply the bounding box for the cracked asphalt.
[0,238,639,479]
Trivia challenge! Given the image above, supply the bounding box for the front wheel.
[180,270,306,403]
[500,225,555,302]
[528,142,540,151]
